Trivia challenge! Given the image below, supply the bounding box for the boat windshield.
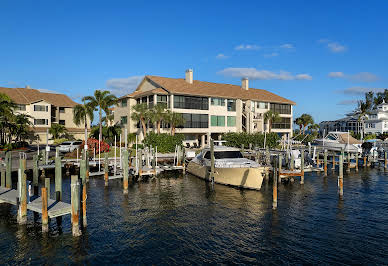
[204,151,243,159]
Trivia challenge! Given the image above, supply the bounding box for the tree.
[0,93,15,145]
[299,113,314,134]
[49,123,67,139]
[165,110,184,136]
[83,90,117,141]
[12,114,33,142]
[73,101,94,140]
[357,100,371,140]
[308,123,320,135]
[131,103,150,137]
[264,110,280,133]
[150,103,167,134]
[294,117,303,132]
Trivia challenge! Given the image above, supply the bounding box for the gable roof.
[126,75,295,105]
[0,87,78,107]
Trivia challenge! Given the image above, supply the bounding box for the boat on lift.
[313,131,362,152]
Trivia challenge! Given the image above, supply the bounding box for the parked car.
[58,140,83,153]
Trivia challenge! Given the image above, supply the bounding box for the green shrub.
[143,132,184,153]
[293,132,318,144]
[223,132,280,148]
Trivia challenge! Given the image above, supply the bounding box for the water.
[1,168,388,265]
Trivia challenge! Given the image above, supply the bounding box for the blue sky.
[1,0,388,123]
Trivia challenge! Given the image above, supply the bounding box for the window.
[121,99,127,107]
[121,116,128,125]
[227,116,236,127]
[34,105,48,112]
[270,103,291,114]
[59,107,65,113]
[34,119,48,125]
[174,95,209,110]
[181,113,208,128]
[204,151,243,159]
[157,95,168,107]
[211,98,225,106]
[15,104,26,111]
[59,120,65,125]
[136,98,140,105]
[148,95,154,108]
[141,97,147,104]
[211,116,225,127]
[272,117,291,129]
[227,99,236,112]
[257,102,268,109]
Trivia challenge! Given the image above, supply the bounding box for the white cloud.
[235,44,261,50]
[106,75,144,96]
[216,53,229,59]
[341,87,385,95]
[217,68,312,80]
[337,99,358,105]
[263,52,279,58]
[328,72,345,78]
[280,44,294,49]
[328,71,379,82]
[318,39,347,53]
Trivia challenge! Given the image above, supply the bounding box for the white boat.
[186,146,268,190]
[313,131,362,152]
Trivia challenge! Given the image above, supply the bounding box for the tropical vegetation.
[223,132,280,149]
[263,110,280,133]
[143,132,184,153]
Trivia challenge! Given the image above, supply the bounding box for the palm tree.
[264,110,280,133]
[357,100,371,140]
[0,93,15,145]
[308,123,320,133]
[150,103,167,134]
[12,114,33,142]
[165,110,184,136]
[83,90,117,141]
[131,103,150,137]
[294,117,303,133]
[49,123,67,139]
[300,113,314,134]
[73,101,94,142]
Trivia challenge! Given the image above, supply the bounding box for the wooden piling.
[5,152,11,189]
[80,159,86,184]
[86,150,90,182]
[290,152,294,171]
[332,152,336,170]
[71,175,81,236]
[33,155,39,195]
[55,149,62,201]
[385,152,387,169]
[324,149,328,176]
[45,177,50,199]
[104,153,109,186]
[346,152,351,173]
[18,166,27,224]
[339,154,344,198]
[300,150,305,184]
[182,147,186,174]
[41,187,48,233]
[265,147,270,166]
[363,156,367,167]
[82,183,87,227]
[210,139,215,185]
[278,154,282,184]
[1,168,5,187]
[355,153,359,172]
[272,156,278,210]
[152,148,157,176]
[123,149,129,194]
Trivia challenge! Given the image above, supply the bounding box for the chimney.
[241,78,249,90]
[185,69,193,84]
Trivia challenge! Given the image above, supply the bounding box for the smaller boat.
[186,146,268,190]
[313,131,362,152]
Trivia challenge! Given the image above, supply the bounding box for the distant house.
[364,101,388,135]
[0,86,90,144]
[114,70,295,147]
[319,114,362,135]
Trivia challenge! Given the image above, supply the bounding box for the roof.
[0,87,78,107]
[126,76,295,105]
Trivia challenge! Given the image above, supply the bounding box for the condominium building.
[0,86,89,144]
[114,70,295,146]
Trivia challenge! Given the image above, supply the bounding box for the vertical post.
[182,147,186,174]
[300,149,305,184]
[18,166,27,224]
[86,150,90,182]
[278,154,282,184]
[80,159,86,185]
[385,152,387,169]
[324,149,328,176]
[332,152,336,170]
[363,155,367,167]
[265,147,270,166]
[339,153,344,198]
[104,153,109,186]
[55,148,62,201]
[316,151,320,168]
[45,177,50,200]
[0,167,5,187]
[123,149,129,194]
[82,181,87,227]
[241,144,244,153]
[355,152,359,172]
[71,175,81,236]
[346,152,351,173]
[33,154,39,195]
[152,148,157,176]
[273,156,278,210]
[210,139,215,185]
[41,187,48,233]
[290,152,294,171]
[5,152,11,189]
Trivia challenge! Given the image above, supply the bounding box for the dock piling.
[324,150,328,176]
[346,152,351,173]
[104,153,109,186]
[278,154,282,184]
[385,152,387,169]
[300,150,305,184]
[41,187,48,233]
[0,168,4,187]
[272,156,278,210]
[123,149,129,194]
[6,152,11,189]
[210,139,215,185]
[71,175,81,237]
[55,148,62,201]
[339,153,344,198]
[33,155,39,195]
[17,167,27,224]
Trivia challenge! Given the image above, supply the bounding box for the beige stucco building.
[0,86,90,144]
[114,70,295,147]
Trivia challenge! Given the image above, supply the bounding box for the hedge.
[223,132,280,148]
[143,132,184,153]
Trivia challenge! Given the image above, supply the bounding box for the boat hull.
[186,161,265,190]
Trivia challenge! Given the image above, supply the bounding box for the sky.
[1,0,388,124]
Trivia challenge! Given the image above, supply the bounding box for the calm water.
[1,168,388,265]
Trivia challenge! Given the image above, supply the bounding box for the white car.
[58,140,83,153]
